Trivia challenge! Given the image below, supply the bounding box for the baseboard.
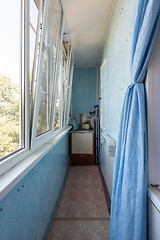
[98,166,111,215]
[43,165,69,240]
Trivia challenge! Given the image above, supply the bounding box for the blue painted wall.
[72,67,97,122]
[100,0,136,141]
[0,134,69,240]
[100,0,137,197]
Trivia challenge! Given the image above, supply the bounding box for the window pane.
[101,88,107,129]
[54,67,62,130]
[36,0,62,136]
[65,54,74,124]
[30,0,39,30]
[0,1,23,158]
[37,47,50,135]
[63,60,67,123]
[30,0,39,92]
[100,60,107,131]
[62,47,70,125]
[30,28,37,92]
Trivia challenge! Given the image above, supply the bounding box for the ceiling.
[62,0,115,66]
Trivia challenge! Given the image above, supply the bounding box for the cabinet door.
[72,133,93,154]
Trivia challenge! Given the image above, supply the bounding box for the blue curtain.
[109,1,160,239]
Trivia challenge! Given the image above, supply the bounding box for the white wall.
[146,30,160,184]
[148,197,160,240]
[100,135,116,198]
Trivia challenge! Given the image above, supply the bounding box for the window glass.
[65,53,74,124]
[30,0,39,30]
[62,46,70,125]
[100,59,107,132]
[62,47,67,126]
[30,0,39,91]
[0,1,23,159]
[36,0,62,136]
[54,66,62,130]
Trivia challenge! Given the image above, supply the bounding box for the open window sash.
[63,46,74,126]
[30,0,64,149]
[65,51,74,124]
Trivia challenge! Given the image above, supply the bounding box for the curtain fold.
[109,0,160,239]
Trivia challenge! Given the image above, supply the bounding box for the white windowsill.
[148,185,160,212]
[101,132,116,145]
[0,126,71,201]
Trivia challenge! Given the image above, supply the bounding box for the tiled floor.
[49,166,110,240]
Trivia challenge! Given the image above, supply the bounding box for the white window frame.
[0,0,30,176]
[30,0,64,150]
[54,61,63,131]
[61,45,69,127]
[63,46,72,126]
[100,58,107,133]
[65,50,74,124]
[0,0,74,178]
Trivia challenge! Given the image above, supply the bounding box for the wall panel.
[72,67,97,122]
[100,0,136,197]
[0,134,70,240]
[100,0,136,141]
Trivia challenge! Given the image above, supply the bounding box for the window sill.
[0,126,71,201]
[148,185,160,212]
[101,133,116,145]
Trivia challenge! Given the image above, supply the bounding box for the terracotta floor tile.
[56,166,109,219]
[49,166,110,240]
[49,219,110,240]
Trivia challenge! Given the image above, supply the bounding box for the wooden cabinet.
[70,131,95,165]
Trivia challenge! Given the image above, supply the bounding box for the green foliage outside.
[0,74,20,158]
[54,95,60,130]
[37,45,60,134]
[36,49,49,136]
